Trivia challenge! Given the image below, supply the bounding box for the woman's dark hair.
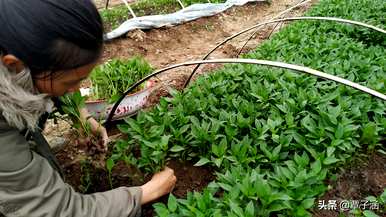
[0,0,103,76]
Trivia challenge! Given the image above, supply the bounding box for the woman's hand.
[140,167,177,204]
[87,116,109,151]
[79,107,109,151]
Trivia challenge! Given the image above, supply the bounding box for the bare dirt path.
[102,0,314,70]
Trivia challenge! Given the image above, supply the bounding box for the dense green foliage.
[90,57,153,102]
[109,0,385,216]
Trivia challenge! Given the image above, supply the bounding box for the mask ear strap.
[12,67,35,90]
[13,66,54,113]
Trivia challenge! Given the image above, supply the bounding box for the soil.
[313,153,386,217]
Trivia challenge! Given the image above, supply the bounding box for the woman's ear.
[1,54,25,73]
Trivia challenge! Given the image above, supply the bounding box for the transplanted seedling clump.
[89,56,153,103]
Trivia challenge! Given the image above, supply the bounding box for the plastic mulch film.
[104,0,267,40]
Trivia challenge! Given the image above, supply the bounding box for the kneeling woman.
[0,0,176,216]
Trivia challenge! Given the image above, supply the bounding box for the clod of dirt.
[43,118,72,151]
[222,43,239,57]
[167,159,215,198]
[75,136,105,155]
[127,29,147,42]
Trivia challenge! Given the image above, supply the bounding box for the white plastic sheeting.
[104,0,266,40]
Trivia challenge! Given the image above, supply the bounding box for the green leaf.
[219,138,228,156]
[280,167,294,180]
[294,206,311,217]
[148,125,165,137]
[323,156,340,165]
[160,135,171,149]
[256,178,271,198]
[194,158,210,166]
[301,115,317,134]
[327,147,335,157]
[269,193,292,203]
[267,202,289,212]
[335,124,344,139]
[179,124,190,134]
[218,182,233,192]
[190,116,201,127]
[214,158,223,168]
[301,198,315,209]
[108,94,121,104]
[361,122,377,144]
[272,144,282,159]
[366,196,377,202]
[168,194,178,212]
[260,143,272,159]
[106,158,115,172]
[117,123,130,133]
[154,203,170,217]
[380,189,386,203]
[245,201,255,217]
[311,160,322,174]
[126,119,142,134]
[229,201,244,217]
[363,210,379,217]
[170,145,185,152]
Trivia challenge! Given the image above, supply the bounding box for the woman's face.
[34,62,97,96]
[1,54,97,97]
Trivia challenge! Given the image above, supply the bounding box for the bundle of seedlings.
[88,56,153,103]
[59,91,105,154]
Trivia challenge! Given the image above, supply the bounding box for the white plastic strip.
[104,0,267,40]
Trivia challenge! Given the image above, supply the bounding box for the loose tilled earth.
[44,0,386,216]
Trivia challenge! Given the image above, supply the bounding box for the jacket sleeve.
[0,127,142,217]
